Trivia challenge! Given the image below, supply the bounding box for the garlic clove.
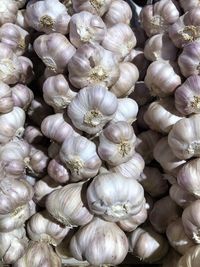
[0,81,14,114]
[12,84,34,111]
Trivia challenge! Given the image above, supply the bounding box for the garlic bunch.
[0,227,28,264]
[103,0,132,27]
[69,11,106,48]
[43,74,77,112]
[69,217,128,265]
[140,0,180,37]
[68,43,119,88]
[0,81,13,114]
[98,121,137,166]
[128,226,169,263]
[72,0,112,16]
[60,134,101,181]
[87,172,145,221]
[46,182,93,227]
[27,211,70,246]
[13,241,62,267]
[33,33,76,74]
[102,23,136,61]
[0,0,18,26]
[25,0,70,34]
[145,61,181,97]
[166,218,195,255]
[68,84,118,134]
[12,84,34,110]
[47,156,69,184]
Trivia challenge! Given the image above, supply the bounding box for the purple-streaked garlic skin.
[12,84,34,111]
[47,156,69,184]
[0,81,13,114]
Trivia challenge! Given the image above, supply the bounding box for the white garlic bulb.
[12,84,34,111]
[0,0,18,26]
[87,172,145,222]
[98,121,137,166]
[47,156,69,184]
[0,81,13,114]
[69,11,106,48]
[68,43,119,89]
[68,84,118,135]
[69,217,128,265]
[60,134,101,181]
[46,182,93,227]
[72,0,112,16]
[102,23,136,61]
[25,0,70,34]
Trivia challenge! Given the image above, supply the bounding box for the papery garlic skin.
[109,153,145,180]
[0,81,13,114]
[25,0,70,34]
[144,98,183,134]
[27,211,70,246]
[60,134,101,181]
[0,23,29,56]
[69,11,106,48]
[13,241,62,267]
[98,121,136,166]
[18,56,34,85]
[24,126,44,145]
[149,196,182,233]
[68,85,118,134]
[110,62,139,97]
[0,0,18,26]
[103,0,132,27]
[179,0,200,11]
[47,156,69,184]
[168,114,200,159]
[145,61,181,97]
[144,33,178,61]
[0,227,28,264]
[16,9,30,30]
[140,0,180,37]
[70,217,128,265]
[12,84,34,110]
[102,23,136,61]
[166,218,195,255]
[33,33,76,74]
[68,43,119,89]
[72,0,112,16]
[87,172,145,222]
[46,182,93,227]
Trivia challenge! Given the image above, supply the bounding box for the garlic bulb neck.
[39,234,57,246]
[151,15,164,29]
[90,0,104,11]
[89,65,108,82]
[118,141,131,157]
[179,25,199,41]
[68,158,84,175]
[40,15,55,29]
[187,141,200,155]
[107,203,130,218]
[12,205,25,216]
[84,109,103,127]
[42,57,57,72]
[191,96,200,110]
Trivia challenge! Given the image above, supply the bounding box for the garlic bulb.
[41,113,74,144]
[140,0,180,37]
[25,0,70,34]
[46,182,93,227]
[0,0,18,26]
[149,196,182,233]
[28,145,49,176]
[179,0,200,11]
[110,62,139,97]
[168,114,200,159]
[154,137,186,176]
[166,218,195,255]
[175,75,200,115]
[68,85,118,134]
[0,227,28,264]
[34,175,62,207]
[16,9,30,30]
[128,226,169,263]
[0,107,25,144]
[13,241,62,267]
[33,33,76,74]
[47,156,69,184]
[144,33,178,61]
[178,245,200,267]
[69,11,106,48]
[169,183,196,208]
[18,56,34,85]
[12,84,34,110]
[136,130,162,164]
[72,0,112,16]
[87,172,145,222]
[139,167,169,198]
[182,200,200,243]
[24,126,44,145]
[0,23,29,56]
[0,81,13,114]
[178,41,200,77]
[43,74,77,112]
[144,98,183,134]
[109,153,145,180]
[103,0,132,27]
[112,97,138,124]
[145,61,181,97]
[27,211,70,246]
[118,202,148,232]
[98,121,137,166]
[69,217,128,265]
[130,82,152,107]
[68,43,119,89]
[60,134,101,181]
[102,23,136,61]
